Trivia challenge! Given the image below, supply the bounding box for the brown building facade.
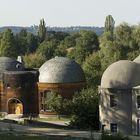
[38,57,86,114]
[0,56,85,116]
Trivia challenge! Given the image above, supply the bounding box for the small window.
[40,92,43,97]
[6,83,10,88]
[111,123,117,133]
[110,95,117,107]
[16,63,21,69]
[137,96,140,108]
[41,104,44,110]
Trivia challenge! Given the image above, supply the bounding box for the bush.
[70,88,99,130]
[23,53,46,68]
[47,93,73,117]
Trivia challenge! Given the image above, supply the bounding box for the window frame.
[110,123,117,133]
[110,94,117,108]
[137,96,140,109]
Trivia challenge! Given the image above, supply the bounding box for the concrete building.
[0,56,85,116]
[99,55,140,135]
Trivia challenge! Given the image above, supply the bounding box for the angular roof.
[39,57,85,83]
[101,60,140,89]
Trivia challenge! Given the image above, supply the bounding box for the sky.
[0,0,140,27]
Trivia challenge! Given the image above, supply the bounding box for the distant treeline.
[0,26,104,36]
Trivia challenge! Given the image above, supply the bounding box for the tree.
[36,39,58,59]
[23,53,46,68]
[38,18,47,43]
[99,31,114,48]
[115,22,133,47]
[74,30,99,64]
[83,52,102,88]
[70,88,99,130]
[15,29,29,55]
[114,22,136,59]
[104,15,115,33]
[26,32,38,53]
[47,93,72,118]
[99,42,122,71]
[0,29,17,58]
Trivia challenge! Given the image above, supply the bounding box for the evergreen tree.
[0,29,17,58]
[38,18,47,43]
[104,15,115,33]
[15,29,28,55]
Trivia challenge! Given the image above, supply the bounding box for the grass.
[0,134,89,140]
[36,116,70,122]
[0,134,63,140]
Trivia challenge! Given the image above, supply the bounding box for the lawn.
[0,134,66,140]
[0,134,89,140]
[36,116,70,122]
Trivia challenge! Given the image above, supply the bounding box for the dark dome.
[101,60,140,89]
[0,57,24,79]
[39,57,85,83]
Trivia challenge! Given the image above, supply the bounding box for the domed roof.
[0,57,23,71]
[101,60,140,89]
[39,57,85,83]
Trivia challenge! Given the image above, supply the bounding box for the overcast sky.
[0,0,139,27]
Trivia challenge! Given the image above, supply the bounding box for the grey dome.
[101,60,140,89]
[39,57,85,83]
[0,57,23,71]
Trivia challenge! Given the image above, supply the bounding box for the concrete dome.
[39,57,85,83]
[101,60,140,89]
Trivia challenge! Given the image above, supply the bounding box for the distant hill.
[0,26,104,36]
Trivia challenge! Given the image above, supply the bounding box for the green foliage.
[47,93,72,116]
[99,42,122,71]
[83,52,102,88]
[70,88,99,130]
[38,18,47,43]
[26,32,38,53]
[74,30,99,64]
[59,35,76,49]
[104,15,115,33]
[37,39,58,59]
[23,53,46,68]
[0,29,17,58]
[115,22,134,50]
[99,31,114,48]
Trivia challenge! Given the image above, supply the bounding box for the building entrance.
[8,99,23,114]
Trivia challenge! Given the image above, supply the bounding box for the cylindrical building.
[99,60,140,135]
[38,57,86,114]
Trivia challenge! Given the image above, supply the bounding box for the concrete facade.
[99,55,140,135]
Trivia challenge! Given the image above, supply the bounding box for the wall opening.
[8,98,23,114]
